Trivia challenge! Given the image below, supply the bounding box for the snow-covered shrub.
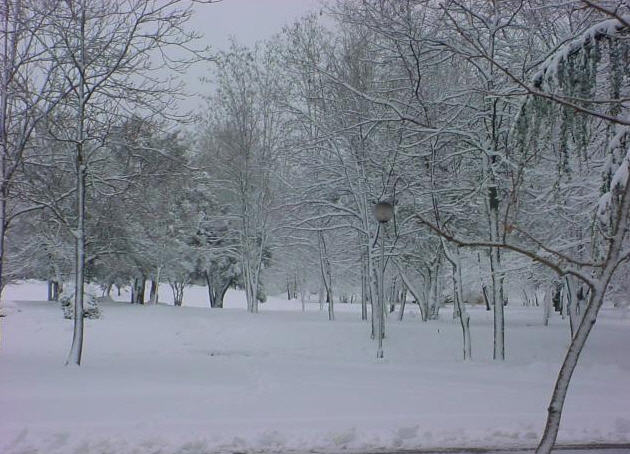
[464,293,485,306]
[59,288,101,319]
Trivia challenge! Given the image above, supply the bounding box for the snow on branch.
[612,154,630,190]
[533,16,630,89]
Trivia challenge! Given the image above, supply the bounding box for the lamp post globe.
[374,201,394,223]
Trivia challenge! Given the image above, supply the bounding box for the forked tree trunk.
[565,276,582,338]
[170,281,185,307]
[395,262,427,322]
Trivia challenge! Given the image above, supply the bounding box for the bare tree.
[0,0,65,301]
[199,42,284,313]
[34,0,209,366]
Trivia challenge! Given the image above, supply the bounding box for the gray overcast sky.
[177,0,322,114]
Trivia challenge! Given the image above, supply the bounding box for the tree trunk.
[537,284,604,452]
[389,276,397,314]
[361,252,368,321]
[452,272,460,320]
[398,284,407,321]
[396,263,427,322]
[47,280,54,301]
[66,144,86,367]
[537,170,630,453]
[170,281,185,307]
[477,252,490,311]
[561,284,567,319]
[216,281,229,309]
[556,286,562,313]
[132,276,145,304]
[543,285,552,327]
[376,225,385,358]
[138,278,145,304]
[252,265,261,313]
[0,23,9,308]
[441,240,472,360]
[149,279,158,304]
[50,281,61,301]
[481,284,491,311]
[565,276,579,337]
[205,271,216,308]
[368,246,378,337]
[241,246,258,313]
[318,230,334,321]
[149,266,161,304]
[318,281,324,311]
[489,234,504,360]
[429,260,441,320]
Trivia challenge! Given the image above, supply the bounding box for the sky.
[178,0,322,114]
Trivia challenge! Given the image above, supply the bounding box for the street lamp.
[373,201,393,359]
[374,201,394,223]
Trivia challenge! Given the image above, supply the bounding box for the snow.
[597,191,612,219]
[532,16,630,88]
[611,157,629,192]
[608,125,630,153]
[1,281,630,453]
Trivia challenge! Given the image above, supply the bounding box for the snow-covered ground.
[1,281,629,454]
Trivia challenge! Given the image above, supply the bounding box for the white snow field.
[1,281,629,454]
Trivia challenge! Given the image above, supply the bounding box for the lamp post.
[374,201,393,359]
